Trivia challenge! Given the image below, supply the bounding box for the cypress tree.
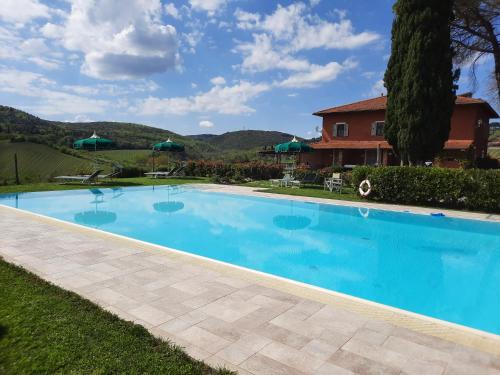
[384,0,458,165]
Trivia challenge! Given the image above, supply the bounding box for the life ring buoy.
[359,179,372,197]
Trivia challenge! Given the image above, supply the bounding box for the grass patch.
[241,180,362,202]
[0,177,209,195]
[0,259,232,375]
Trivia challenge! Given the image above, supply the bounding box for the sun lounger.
[54,170,103,184]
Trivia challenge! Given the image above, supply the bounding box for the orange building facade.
[305,95,498,168]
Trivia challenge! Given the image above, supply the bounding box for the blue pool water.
[1,185,499,334]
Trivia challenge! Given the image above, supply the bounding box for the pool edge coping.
[1,203,499,357]
[193,183,500,223]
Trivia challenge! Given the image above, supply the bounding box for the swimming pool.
[1,185,499,335]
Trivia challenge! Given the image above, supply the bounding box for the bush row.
[184,160,283,183]
[352,166,500,213]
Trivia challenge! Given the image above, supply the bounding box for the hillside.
[0,106,215,159]
[189,130,298,151]
[0,141,97,184]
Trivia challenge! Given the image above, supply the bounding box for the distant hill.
[187,130,299,151]
[0,105,312,163]
[0,106,215,159]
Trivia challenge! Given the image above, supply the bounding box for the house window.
[372,121,384,136]
[334,123,348,137]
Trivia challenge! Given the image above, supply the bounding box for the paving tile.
[342,338,444,375]
[390,326,456,354]
[329,350,400,375]
[254,322,311,349]
[301,339,342,361]
[315,361,355,375]
[200,295,260,323]
[128,304,174,326]
[204,355,253,375]
[444,360,500,375]
[259,341,325,373]
[351,327,388,346]
[240,353,308,375]
[215,333,272,366]
[383,336,452,367]
[196,317,248,342]
[177,326,232,354]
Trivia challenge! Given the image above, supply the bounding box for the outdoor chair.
[54,169,103,184]
[324,172,343,193]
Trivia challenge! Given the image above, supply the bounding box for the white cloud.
[0,68,108,115]
[234,3,379,53]
[0,34,62,70]
[235,33,310,73]
[0,0,51,24]
[45,0,180,80]
[278,59,357,88]
[199,120,214,128]
[310,0,321,7]
[210,76,226,85]
[164,3,181,19]
[369,79,386,97]
[189,0,227,16]
[138,80,270,115]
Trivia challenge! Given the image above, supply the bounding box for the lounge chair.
[54,169,103,184]
[324,172,343,193]
[144,166,176,179]
[270,173,291,187]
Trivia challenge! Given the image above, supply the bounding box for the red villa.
[304,95,498,168]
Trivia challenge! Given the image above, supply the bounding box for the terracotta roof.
[312,139,473,150]
[313,95,499,117]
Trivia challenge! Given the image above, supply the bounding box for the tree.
[384,0,458,165]
[452,0,500,103]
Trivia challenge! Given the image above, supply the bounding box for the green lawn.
[0,177,209,194]
[0,259,232,375]
[241,180,362,202]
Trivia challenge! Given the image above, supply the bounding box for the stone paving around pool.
[1,202,500,375]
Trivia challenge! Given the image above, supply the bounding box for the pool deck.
[1,186,500,375]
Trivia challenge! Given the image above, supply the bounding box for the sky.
[0,0,496,137]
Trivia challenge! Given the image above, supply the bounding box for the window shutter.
[371,122,376,136]
[345,123,349,137]
[333,124,338,137]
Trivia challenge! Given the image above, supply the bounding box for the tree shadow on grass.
[0,324,8,340]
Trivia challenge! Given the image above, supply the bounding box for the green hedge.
[184,160,283,183]
[352,166,500,213]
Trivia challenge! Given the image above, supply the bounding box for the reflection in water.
[153,201,184,213]
[273,215,311,230]
[358,207,370,218]
[74,189,117,228]
[74,210,117,228]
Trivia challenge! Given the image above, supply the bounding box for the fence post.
[14,153,20,185]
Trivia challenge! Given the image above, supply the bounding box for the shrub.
[119,166,146,178]
[352,166,500,213]
[184,160,282,183]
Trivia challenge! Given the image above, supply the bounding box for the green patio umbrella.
[274,136,313,153]
[153,138,185,152]
[73,131,114,151]
[151,138,185,171]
